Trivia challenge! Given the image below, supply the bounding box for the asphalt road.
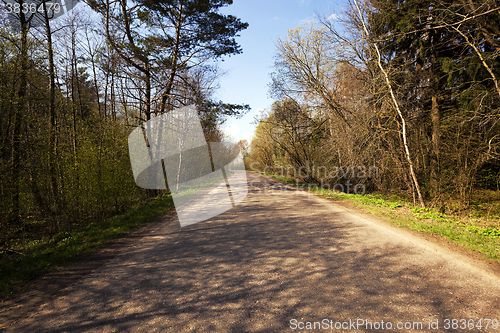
[3,172,500,332]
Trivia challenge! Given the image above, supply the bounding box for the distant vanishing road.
[3,172,500,332]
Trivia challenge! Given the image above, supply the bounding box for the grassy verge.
[0,194,175,299]
[255,171,500,261]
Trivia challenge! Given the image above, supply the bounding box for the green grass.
[254,171,500,261]
[0,194,175,300]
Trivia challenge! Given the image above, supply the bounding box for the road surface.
[2,172,500,332]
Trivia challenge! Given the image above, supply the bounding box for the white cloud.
[241,131,255,144]
[223,124,255,144]
[224,123,240,140]
[327,13,342,21]
[299,17,316,25]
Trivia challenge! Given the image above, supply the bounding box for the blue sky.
[217,0,344,144]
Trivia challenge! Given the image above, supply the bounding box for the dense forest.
[0,0,248,249]
[248,0,500,208]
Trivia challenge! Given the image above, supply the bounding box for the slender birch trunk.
[352,0,425,207]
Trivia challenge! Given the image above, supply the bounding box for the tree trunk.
[430,95,440,196]
[11,9,29,225]
[145,67,151,120]
[353,0,425,207]
[44,2,61,231]
[159,2,183,115]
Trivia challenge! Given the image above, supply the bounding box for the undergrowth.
[0,194,174,300]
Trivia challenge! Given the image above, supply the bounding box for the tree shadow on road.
[5,175,499,332]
